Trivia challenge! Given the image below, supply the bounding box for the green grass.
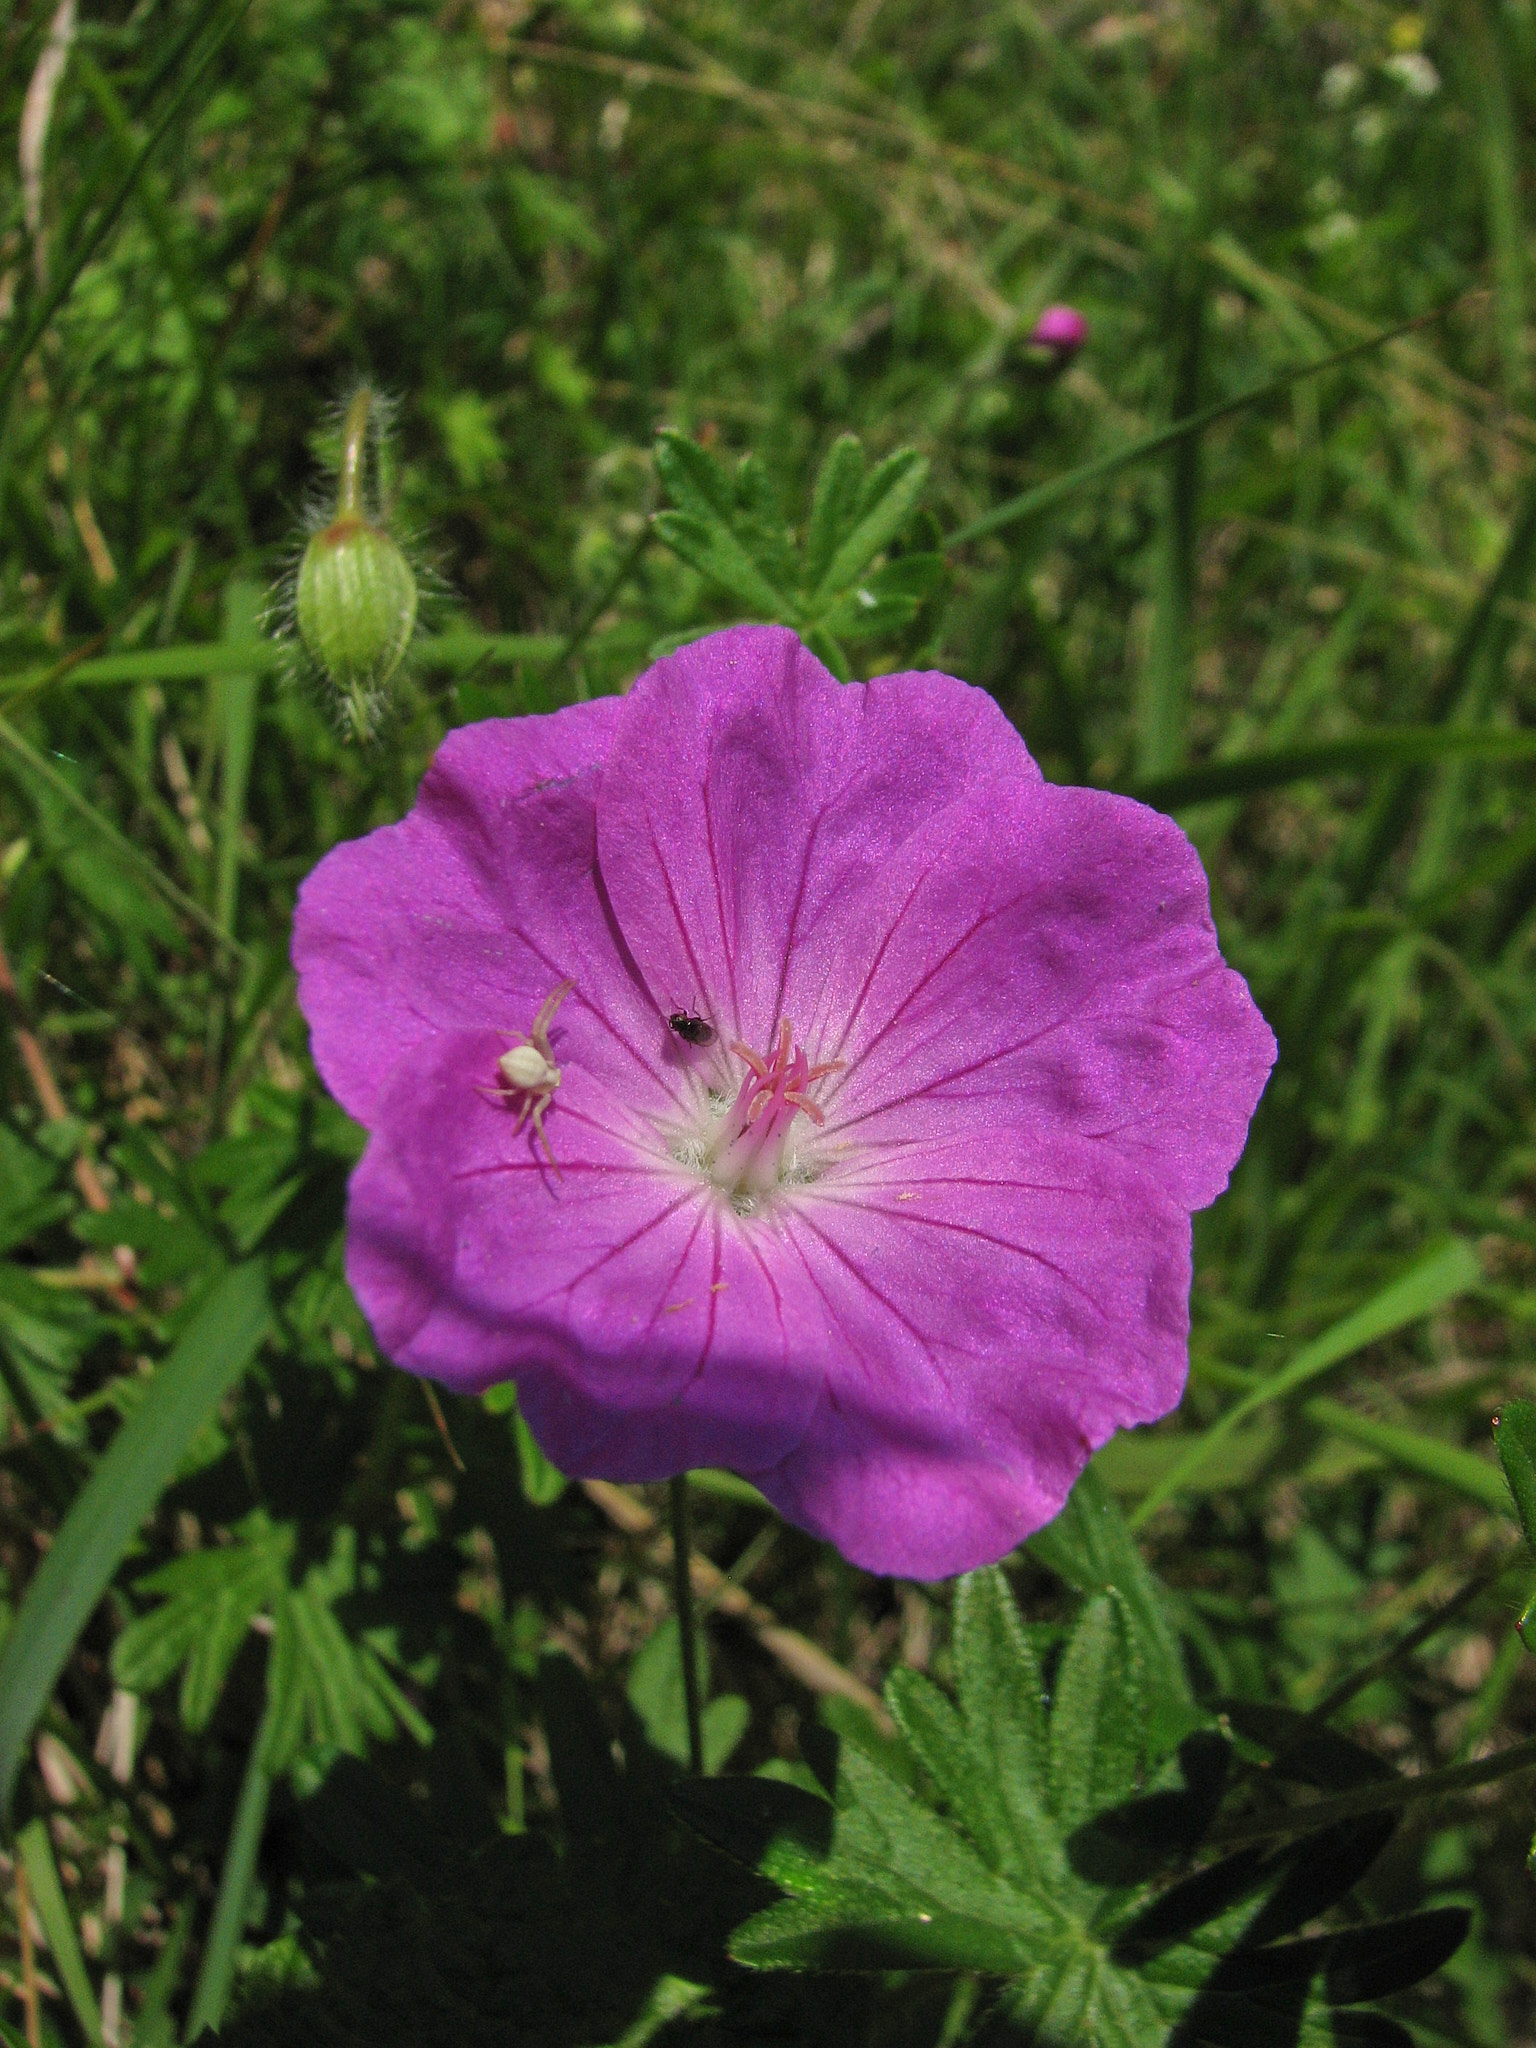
[1,1,1535,2042]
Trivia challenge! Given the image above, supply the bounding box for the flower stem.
[337,386,373,519]
[1205,1730,1536,1851]
[669,1473,705,1774]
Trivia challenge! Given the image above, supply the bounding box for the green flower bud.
[296,512,418,698]
[285,387,420,738]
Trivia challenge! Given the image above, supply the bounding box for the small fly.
[667,1009,716,1047]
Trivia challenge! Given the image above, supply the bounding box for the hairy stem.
[337,387,374,519]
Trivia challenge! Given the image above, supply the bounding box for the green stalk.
[336,389,373,521]
[1205,1733,1536,1851]
[668,1475,705,1775]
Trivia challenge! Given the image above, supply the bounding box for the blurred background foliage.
[2,0,1536,2040]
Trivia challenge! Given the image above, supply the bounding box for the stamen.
[703,1019,842,1200]
[731,1040,771,1080]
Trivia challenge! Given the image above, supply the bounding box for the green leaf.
[819,553,946,642]
[809,450,928,607]
[1049,1593,1142,1835]
[1495,1398,1536,1552]
[1031,1465,1195,1748]
[653,428,736,527]
[726,1569,1467,2042]
[802,434,867,594]
[515,1406,568,1504]
[650,509,789,619]
[701,1694,751,1775]
[112,1517,292,1726]
[949,1568,1060,1889]
[0,1262,270,1814]
[627,1615,709,1767]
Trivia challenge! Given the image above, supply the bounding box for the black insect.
[667,1010,716,1047]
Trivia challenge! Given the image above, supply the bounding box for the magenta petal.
[816,780,1275,1212]
[596,625,1039,1051]
[346,1030,825,1473]
[752,1127,1191,1578]
[293,698,661,1131]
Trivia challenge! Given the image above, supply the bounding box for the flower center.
[704,1019,844,1203]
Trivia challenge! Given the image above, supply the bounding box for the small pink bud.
[1029,305,1089,355]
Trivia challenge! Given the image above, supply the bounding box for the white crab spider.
[496,978,575,1172]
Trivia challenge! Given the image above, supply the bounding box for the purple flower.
[293,627,1273,1577]
[1029,305,1090,356]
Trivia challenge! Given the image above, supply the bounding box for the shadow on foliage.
[214,1656,955,2048]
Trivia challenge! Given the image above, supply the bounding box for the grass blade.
[1342,468,1536,900]
[184,1705,276,2040]
[1130,1239,1480,1527]
[1494,1398,1536,1548]
[1303,1396,1511,1514]
[1466,1,1527,401]
[1205,1734,1536,1850]
[0,1263,270,1815]
[0,631,566,703]
[1125,723,1536,809]
[16,1818,102,2046]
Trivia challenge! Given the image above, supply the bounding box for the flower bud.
[1028,305,1089,357]
[284,386,421,738]
[296,513,418,700]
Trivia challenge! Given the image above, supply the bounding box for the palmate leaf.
[650,428,939,671]
[1029,1464,1196,1755]
[113,1513,293,1730]
[697,1556,1466,2047]
[112,1515,430,1772]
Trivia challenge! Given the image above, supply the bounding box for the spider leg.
[531,977,576,1040]
[530,1097,563,1180]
